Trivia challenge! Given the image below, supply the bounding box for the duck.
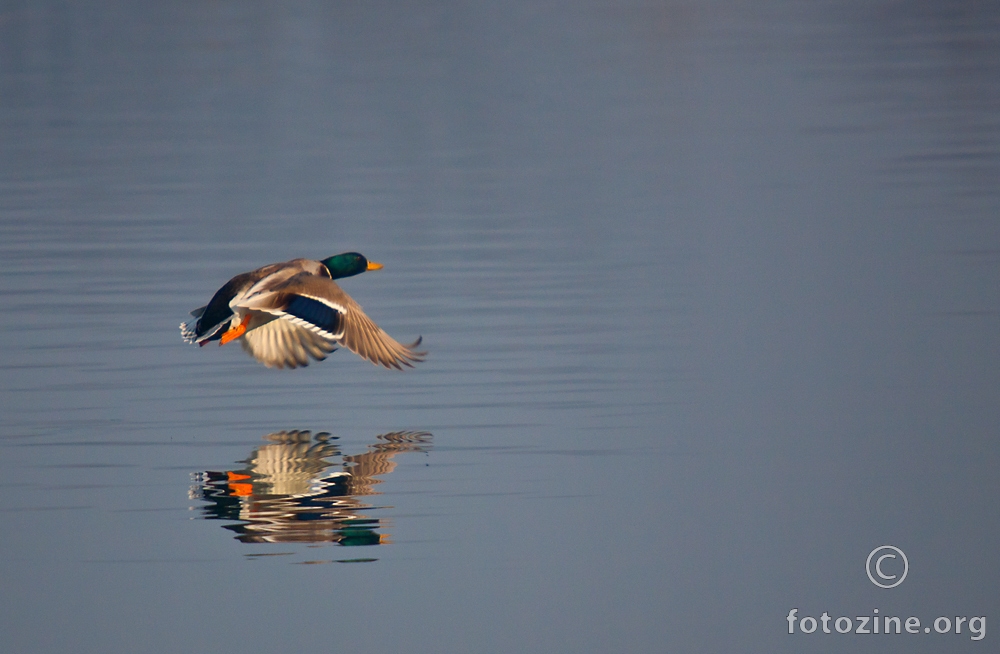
[180,252,424,370]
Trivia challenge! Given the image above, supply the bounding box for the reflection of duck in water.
[180,253,425,369]
[191,430,431,546]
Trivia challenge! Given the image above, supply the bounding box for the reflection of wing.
[343,431,432,495]
[246,430,340,495]
[240,319,338,369]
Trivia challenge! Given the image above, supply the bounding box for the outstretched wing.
[237,274,425,370]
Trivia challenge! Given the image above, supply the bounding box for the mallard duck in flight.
[180,253,424,370]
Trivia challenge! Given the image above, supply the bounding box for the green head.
[320,252,383,279]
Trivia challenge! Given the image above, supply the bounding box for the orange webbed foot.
[219,322,247,345]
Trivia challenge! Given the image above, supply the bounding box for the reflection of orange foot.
[219,322,247,345]
[228,482,252,496]
[226,471,253,496]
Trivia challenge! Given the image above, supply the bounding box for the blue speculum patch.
[285,295,343,334]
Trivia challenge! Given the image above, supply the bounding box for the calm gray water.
[1,1,998,652]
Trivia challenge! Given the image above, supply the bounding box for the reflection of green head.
[320,252,384,279]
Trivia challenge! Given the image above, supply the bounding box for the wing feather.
[240,316,337,369]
